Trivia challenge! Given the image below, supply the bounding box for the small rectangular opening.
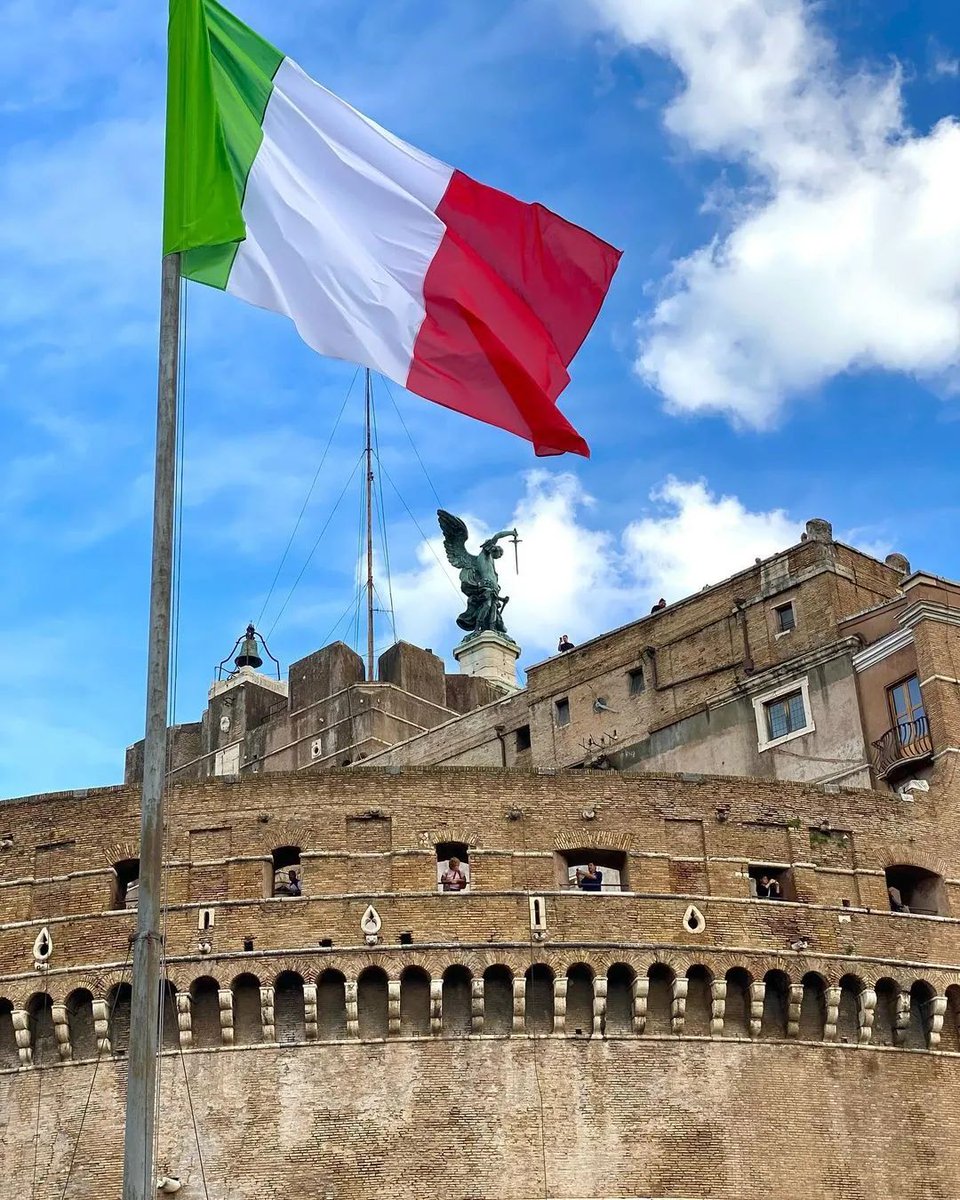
[436,842,470,892]
[270,846,302,897]
[399,931,413,945]
[243,937,254,952]
[557,849,628,892]
[775,602,796,633]
[319,937,334,948]
[628,666,645,696]
[885,865,945,915]
[747,864,793,900]
[515,724,531,752]
[555,697,570,727]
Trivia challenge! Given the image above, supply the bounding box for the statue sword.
[510,529,521,574]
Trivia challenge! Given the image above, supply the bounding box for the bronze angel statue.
[437,510,518,638]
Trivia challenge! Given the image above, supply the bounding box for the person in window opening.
[441,856,468,892]
[276,868,302,897]
[576,863,603,892]
[557,634,575,653]
[756,873,782,900]
[888,884,909,913]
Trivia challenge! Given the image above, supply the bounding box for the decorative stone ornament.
[529,896,547,941]
[361,904,382,945]
[682,905,706,934]
[33,927,53,969]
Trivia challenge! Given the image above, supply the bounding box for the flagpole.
[365,368,375,681]
[121,250,181,1200]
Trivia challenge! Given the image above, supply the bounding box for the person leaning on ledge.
[576,863,603,892]
[275,868,302,897]
[441,857,468,892]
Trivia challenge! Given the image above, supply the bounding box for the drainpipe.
[493,723,508,768]
[733,599,755,675]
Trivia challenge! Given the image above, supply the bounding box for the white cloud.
[390,471,801,665]
[591,0,960,425]
[622,477,798,597]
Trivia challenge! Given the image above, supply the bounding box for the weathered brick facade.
[3,765,960,1198]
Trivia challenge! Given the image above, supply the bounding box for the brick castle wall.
[2,768,960,1199]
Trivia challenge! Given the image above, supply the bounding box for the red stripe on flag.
[406,170,622,457]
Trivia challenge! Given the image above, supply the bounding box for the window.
[270,846,302,897]
[111,859,140,911]
[775,602,796,633]
[765,690,806,740]
[556,849,627,892]
[436,842,470,892]
[885,865,946,916]
[748,864,793,901]
[754,677,815,750]
[888,675,926,745]
[555,697,570,727]
[628,666,645,696]
[515,725,531,752]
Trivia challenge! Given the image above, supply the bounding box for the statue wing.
[437,510,475,571]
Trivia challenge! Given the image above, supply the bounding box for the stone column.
[176,992,192,1050]
[749,982,765,1038]
[12,1010,31,1066]
[925,995,947,1049]
[670,977,688,1035]
[471,979,484,1035]
[512,979,525,1035]
[92,999,110,1055]
[345,981,359,1039]
[709,980,727,1038]
[858,987,876,1045]
[592,976,607,1038]
[633,977,649,1035]
[260,986,276,1043]
[51,1004,71,1062]
[553,977,568,1036]
[303,984,318,1041]
[430,979,443,1037]
[824,988,841,1042]
[894,990,911,1047]
[218,989,234,1046]
[387,980,401,1038]
[787,984,803,1038]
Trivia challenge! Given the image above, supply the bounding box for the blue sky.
[2,0,958,800]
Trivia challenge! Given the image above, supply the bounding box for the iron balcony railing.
[872,713,933,780]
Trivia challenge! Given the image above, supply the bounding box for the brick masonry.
[2,767,960,1197]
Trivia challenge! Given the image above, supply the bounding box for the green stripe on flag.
[164,0,284,288]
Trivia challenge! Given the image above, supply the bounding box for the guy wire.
[257,365,361,629]
[58,943,134,1200]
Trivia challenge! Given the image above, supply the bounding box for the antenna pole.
[365,368,375,681]
[122,251,180,1200]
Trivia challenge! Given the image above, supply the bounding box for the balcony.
[872,714,933,781]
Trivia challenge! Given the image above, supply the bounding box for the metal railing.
[872,714,932,780]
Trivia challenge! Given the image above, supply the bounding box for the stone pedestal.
[453,632,521,694]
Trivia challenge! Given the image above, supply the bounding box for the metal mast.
[121,251,180,1200]
[365,368,375,681]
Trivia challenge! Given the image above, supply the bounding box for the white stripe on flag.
[228,58,453,382]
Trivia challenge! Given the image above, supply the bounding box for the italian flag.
[164,0,622,457]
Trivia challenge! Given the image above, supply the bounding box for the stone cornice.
[852,626,914,672]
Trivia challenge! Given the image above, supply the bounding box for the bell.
[234,624,263,670]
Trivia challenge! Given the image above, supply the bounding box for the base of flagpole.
[453,631,521,694]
